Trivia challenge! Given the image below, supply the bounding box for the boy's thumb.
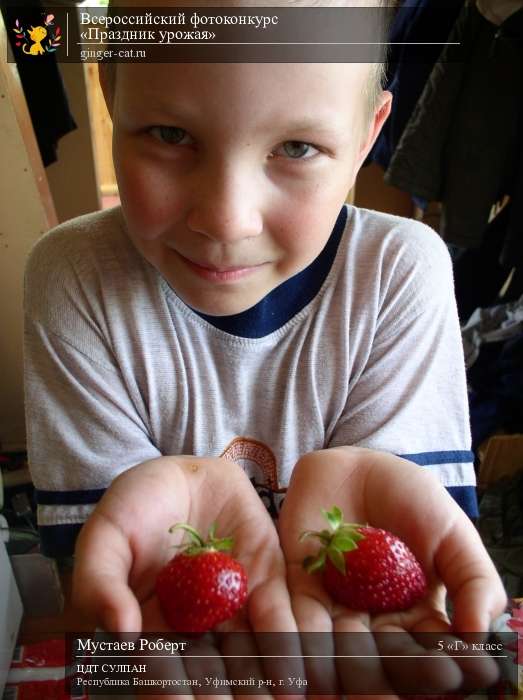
[73,574,142,635]
[99,581,142,634]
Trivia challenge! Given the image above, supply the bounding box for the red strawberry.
[301,506,427,614]
[156,522,248,633]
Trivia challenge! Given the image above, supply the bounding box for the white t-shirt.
[24,204,477,557]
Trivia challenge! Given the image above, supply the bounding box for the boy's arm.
[25,316,163,557]
[24,223,163,558]
[328,222,477,515]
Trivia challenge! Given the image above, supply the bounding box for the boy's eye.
[276,141,319,159]
[149,126,192,146]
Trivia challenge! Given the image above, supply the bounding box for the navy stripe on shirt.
[398,450,478,518]
[36,487,106,505]
[37,487,478,558]
[398,450,475,466]
[39,523,83,559]
[446,486,479,518]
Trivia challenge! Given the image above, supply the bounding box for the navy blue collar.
[195,206,347,338]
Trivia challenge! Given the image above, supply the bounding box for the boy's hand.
[278,446,507,697]
[73,455,297,637]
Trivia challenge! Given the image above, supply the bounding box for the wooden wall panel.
[0,12,57,449]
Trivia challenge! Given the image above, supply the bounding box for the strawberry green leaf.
[299,530,317,543]
[299,528,332,545]
[331,532,359,552]
[303,550,326,574]
[319,529,333,544]
[212,537,234,552]
[338,526,365,543]
[303,555,315,570]
[327,546,346,575]
[184,544,205,556]
[323,506,343,531]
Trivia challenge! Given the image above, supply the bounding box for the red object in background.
[10,639,66,669]
[5,677,88,699]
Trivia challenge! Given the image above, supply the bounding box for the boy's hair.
[103,0,392,122]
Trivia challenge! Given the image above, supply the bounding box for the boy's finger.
[286,568,333,634]
[435,516,507,634]
[73,569,142,633]
[73,515,142,633]
[247,575,299,634]
[449,574,507,636]
[333,615,395,697]
[96,577,143,633]
[374,626,462,694]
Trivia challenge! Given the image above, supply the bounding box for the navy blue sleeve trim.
[39,523,83,558]
[398,450,474,466]
[398,451,478,517]
[446,486,479,518]
[36,488,106,505]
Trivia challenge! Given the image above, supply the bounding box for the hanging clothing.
[499,108,523,269]
[478,471,523,600]
[452,204,523,322]
[1,1,77,166]
[462,294,523,369]
[462,295,523,451]
[367,0,464,171]
[385,2,523,251]
[451,98,523,319]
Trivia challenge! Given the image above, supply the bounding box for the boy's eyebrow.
[130,96,343,138]
[282,119,342,136]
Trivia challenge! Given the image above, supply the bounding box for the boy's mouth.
[176,252,266,283]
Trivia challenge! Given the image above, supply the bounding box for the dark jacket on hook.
[385,2,523,253]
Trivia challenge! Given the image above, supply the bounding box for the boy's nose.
[186,166,263,243]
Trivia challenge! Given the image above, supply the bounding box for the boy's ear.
[98,62,115,117]
[355,90,392,170]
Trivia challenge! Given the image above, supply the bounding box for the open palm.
[279,446,507,697]
[73,455,296,637]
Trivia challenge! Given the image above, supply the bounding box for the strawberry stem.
[168,522,234,555]
[169,523,205,546]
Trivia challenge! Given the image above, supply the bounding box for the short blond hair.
[104,0,392,119]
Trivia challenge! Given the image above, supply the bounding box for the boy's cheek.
[115,157,184,241]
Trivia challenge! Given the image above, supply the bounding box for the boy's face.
[107,61,390,315]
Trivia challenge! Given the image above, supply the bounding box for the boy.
[24,0,506,692]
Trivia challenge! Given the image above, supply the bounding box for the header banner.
[4,5,467,63]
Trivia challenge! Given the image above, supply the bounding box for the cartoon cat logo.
[23,25,47,55]
[12,14,61,56]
